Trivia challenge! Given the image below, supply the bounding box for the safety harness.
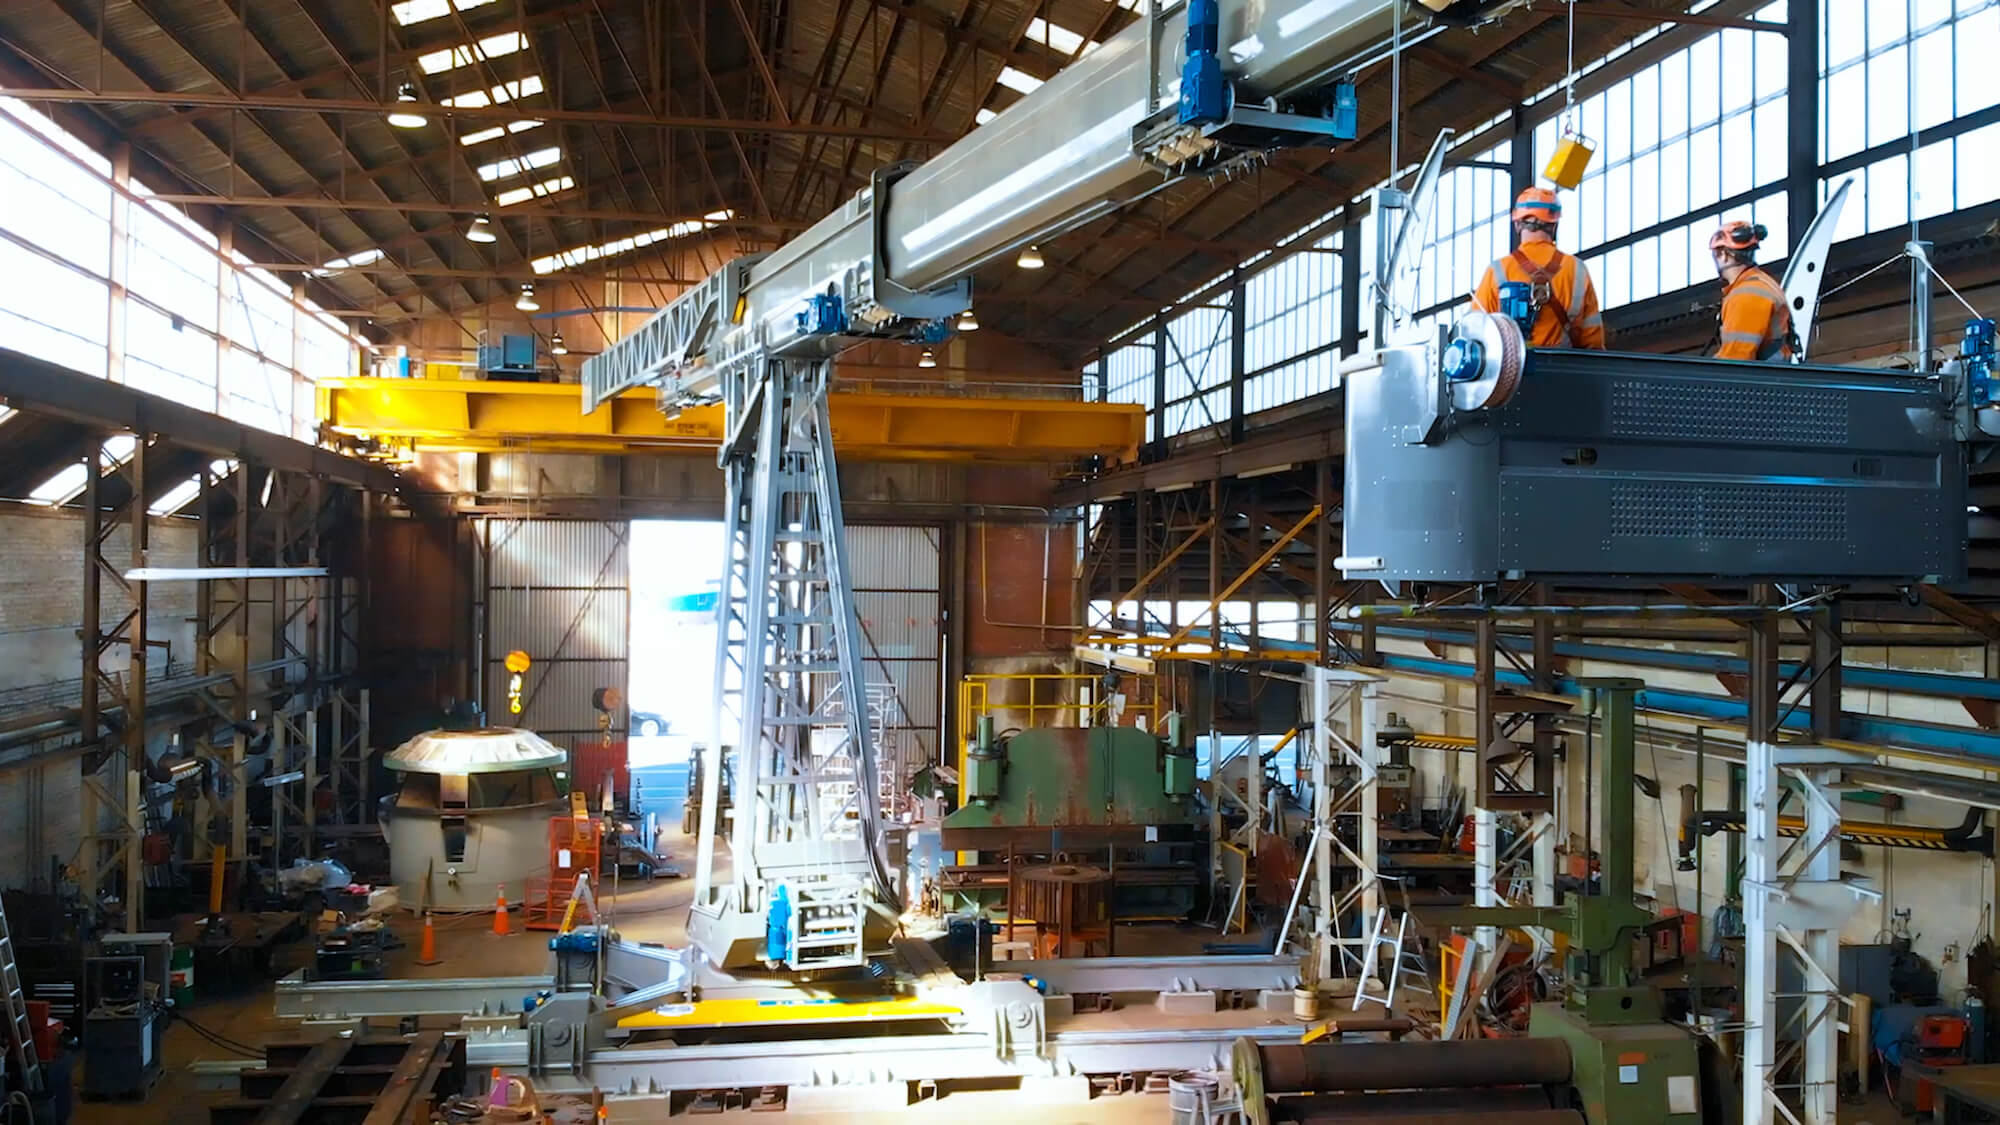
[1509,248,1571,334]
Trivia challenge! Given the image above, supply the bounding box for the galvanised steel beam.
[521,1024,1313,1095]
[272,971,552,1020]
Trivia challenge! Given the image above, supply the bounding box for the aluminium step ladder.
[0,892,43,1094]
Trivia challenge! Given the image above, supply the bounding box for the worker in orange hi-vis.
[1470,187,1607,350]
[1707,219,1794,361]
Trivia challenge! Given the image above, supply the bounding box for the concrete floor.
[64,832,1216,1123]
[58,833,1927,1123]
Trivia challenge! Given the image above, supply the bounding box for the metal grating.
[1608,381,1850,446]
[1609,482,1848,541]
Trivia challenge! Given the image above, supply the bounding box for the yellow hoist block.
[1542,130,1596,190]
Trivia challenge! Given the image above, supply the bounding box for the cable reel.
[1438,311,1526,412]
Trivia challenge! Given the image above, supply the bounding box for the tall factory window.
[1411,142,1511,320]
[1539,2,1789,311]
[1819,0,1999,236]
[1104,337,1157,413]
[1160,305,1231,439]
[0,99,357,435]
[1242,231,1341,414]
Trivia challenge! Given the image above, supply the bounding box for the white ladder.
[0,893,42,1094]
[1351,907,1414,1012]
[866,684,903,820]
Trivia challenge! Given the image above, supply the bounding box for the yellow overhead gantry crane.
[318,377,1145,463]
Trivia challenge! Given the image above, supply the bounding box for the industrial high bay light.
[516,283,538,312]
[466,213,497,243]
[386,83,427,129]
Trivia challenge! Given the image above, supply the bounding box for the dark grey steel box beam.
[1342,348,1965,585]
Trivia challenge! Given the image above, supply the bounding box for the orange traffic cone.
[415,912,441,965]
[492,884,512,936]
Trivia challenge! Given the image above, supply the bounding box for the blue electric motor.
[1178,0,1228,125]
[1963,318,1997,407]
[796,293,847,337]
[1496,280,1536,335]
[765,884,794,965]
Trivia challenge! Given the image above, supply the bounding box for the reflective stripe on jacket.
[1716,266,1793,361]
[1470,242,1607,349]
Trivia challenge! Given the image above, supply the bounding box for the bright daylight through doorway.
[625,519,723,827]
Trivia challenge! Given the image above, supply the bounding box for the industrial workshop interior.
[6,0,2000,1122]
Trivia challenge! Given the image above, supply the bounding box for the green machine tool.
[1422,678,1711,1125]
[938,713,1202,918]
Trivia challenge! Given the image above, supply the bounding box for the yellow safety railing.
[954,672,1162,790]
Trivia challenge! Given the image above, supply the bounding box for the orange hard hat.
[1709,219,1766,252]
[1512,187,1561,224]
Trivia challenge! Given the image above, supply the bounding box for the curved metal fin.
[1781,176,1853,362]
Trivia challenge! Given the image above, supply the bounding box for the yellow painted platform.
[319,377,1143,463]
[615,993,962,1030]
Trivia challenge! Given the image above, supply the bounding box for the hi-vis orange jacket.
[1470,243,1607,349]
[1715,265,1793,361]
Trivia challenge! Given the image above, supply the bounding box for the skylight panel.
[312,248,386,276]
[461,119,544,146]
[529,211,733,273]
[1024,18,1087,55]
[476,146,561,182]
[390,0,498,26]
[417,31,528,75]
[442,75,544,110]
[494,175,574,206]
[996,66,1043,95]
[27,464,87,506]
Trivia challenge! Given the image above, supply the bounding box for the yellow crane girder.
[317,377,1144,463]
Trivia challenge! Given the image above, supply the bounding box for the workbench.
[1928,1062,2000,1123]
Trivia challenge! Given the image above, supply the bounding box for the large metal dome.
[382,727,566,775]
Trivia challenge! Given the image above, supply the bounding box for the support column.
[1472,616,1498,951]
[1227,270,1246,445]
[1531,584,1558,907]
[1508,106,1535,201]
[1742,591,1782,1125]
[1307,666,1382,983]
[1800,766,1842,1124]
[1314,460,1332,666]
[1338,207,1363,356]
[1810,600,1843,743]
[1786,0,1822,254]
[124,435,148,925]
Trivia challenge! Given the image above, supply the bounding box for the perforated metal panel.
[1608,380,1850,446]
[1608,483,1848,542]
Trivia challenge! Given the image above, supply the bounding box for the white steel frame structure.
[1741,741,1877,1125]
[687,358,889,971]
[1297,665,1383,986]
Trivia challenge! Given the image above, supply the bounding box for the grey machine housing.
[1341,328,1969,587]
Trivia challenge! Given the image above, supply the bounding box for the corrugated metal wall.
[849,525,943,768]
[482,519,628,750]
